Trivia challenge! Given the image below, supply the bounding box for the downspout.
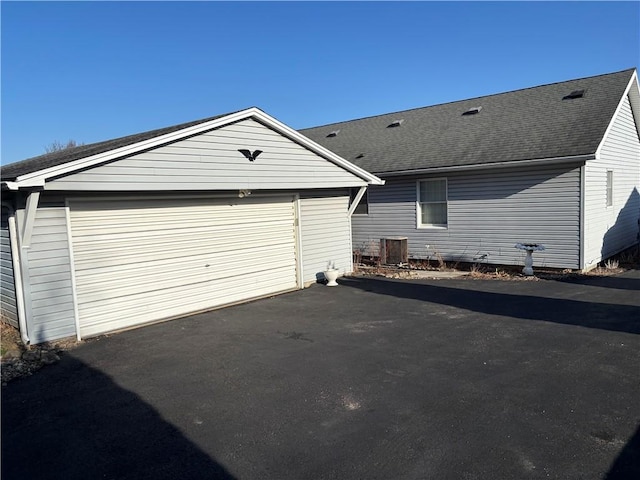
[8,215,29,345]
[15,190,41,344]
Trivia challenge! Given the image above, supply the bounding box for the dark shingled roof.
[1,110,239,181]
[300,68,636,175]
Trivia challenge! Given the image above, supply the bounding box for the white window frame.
[606,170,613,207]
[416,178,448,229]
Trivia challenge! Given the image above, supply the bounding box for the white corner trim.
[579,164,586,270]
[595,70,639,158]
[11,107,384,188]
[64,203,82,341]
[293,194,304,289]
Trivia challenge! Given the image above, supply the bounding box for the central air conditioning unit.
[380,237,408,265]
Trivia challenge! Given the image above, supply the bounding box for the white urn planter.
[324,268,340,287]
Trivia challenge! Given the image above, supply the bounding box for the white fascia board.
[377,154,595,178]
[12,107,384,188]
[250,110,385,186]
[595,69,639,159]
[12,108,263,187]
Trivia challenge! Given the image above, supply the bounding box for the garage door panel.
[78,265,298,338]
[72,227,296,268]
[70,196,298,338]
[72,217,295,244]
[75,250,297,303]
[74,240,296,284]
[71,200,292,223]
[72,215,293,248]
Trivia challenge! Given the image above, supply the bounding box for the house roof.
[0,111,233,181]
[299,68,638,176]
[1,108,384,187]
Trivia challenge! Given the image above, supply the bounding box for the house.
[0,108,383,344]
[300,68,640,271]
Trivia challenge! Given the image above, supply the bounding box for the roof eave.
[374,154,596,178]
[4,107,383,189]
[250,111,384,186]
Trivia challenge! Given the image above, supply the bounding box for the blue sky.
[2,1,639,164]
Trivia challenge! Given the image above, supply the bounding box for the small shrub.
[617,245,640,266]
[604,258,619,270]
[428,247,445,270]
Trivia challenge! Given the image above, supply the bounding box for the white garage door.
[69,196,298,338]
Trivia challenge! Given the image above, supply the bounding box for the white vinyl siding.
[299,194,353,284]
[69,196,298,338]
[1,207,18,327]
[17,207,77,342]
[353,163,582,269]
[47,119,367,191]
[417,178,448,228]
[584,95,640,268]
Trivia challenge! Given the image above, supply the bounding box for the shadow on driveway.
[1,356,236,480]
[553,272,640,292]
[340,275,640,335]
[3,271,639,480]
[604,423,640,479]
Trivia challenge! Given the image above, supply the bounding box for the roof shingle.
[300,68,636,175]
[0,111,235,180]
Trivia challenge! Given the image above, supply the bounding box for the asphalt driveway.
[3,271,640,480]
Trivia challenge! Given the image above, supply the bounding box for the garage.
[1,107,383,344]
[69,196,298,338]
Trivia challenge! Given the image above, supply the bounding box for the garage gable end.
[44,118,369,191]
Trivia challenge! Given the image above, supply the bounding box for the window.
[418,178,448,227]
[350,188,369,215]
[606,170,613,207]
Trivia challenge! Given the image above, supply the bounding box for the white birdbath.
[515,243,545,276]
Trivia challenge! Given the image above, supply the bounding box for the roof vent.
[387,119,404,128]
[563,89,585,100]
[356,153,365,159]
[462,106,482,116]
[326,130,340,137]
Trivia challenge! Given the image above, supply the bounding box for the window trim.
[416,177,448,229]
[606,170,613,208]
[350,188,369,216]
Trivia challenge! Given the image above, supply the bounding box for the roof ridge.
[300,67,637,130]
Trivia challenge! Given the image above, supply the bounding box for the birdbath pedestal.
[515,243,545,276]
